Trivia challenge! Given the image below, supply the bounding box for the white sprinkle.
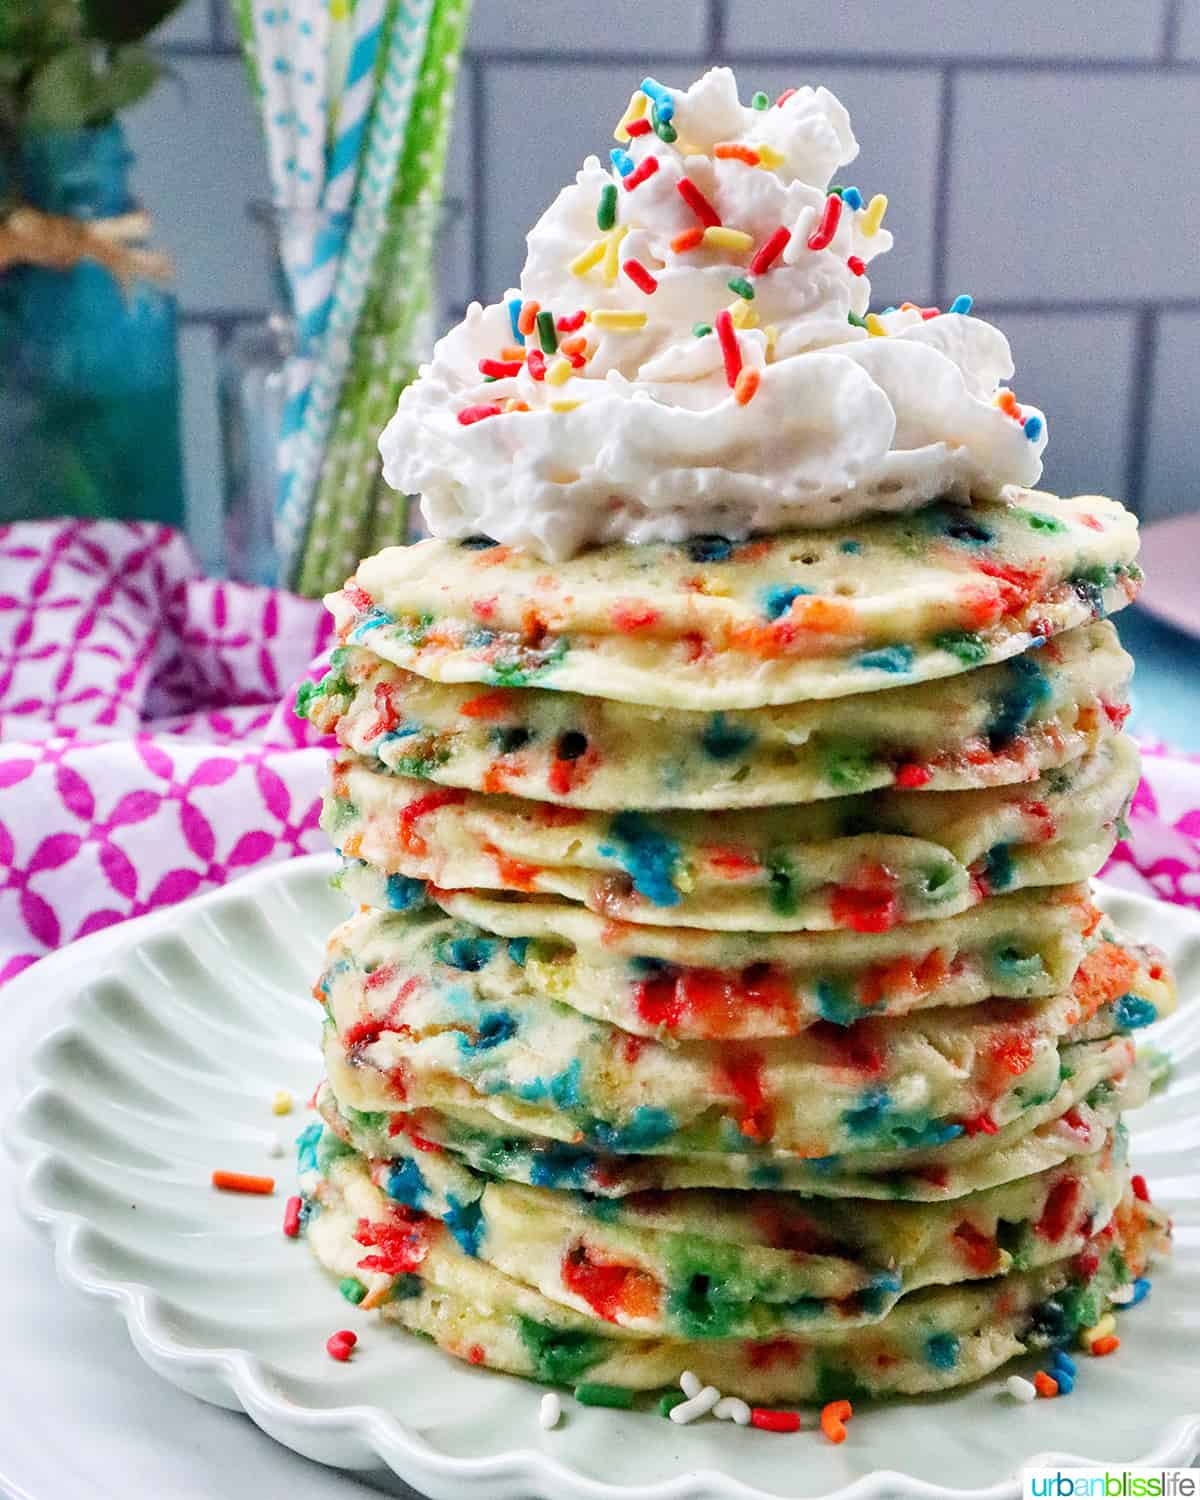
[714,1395,751,1425]
[1006,1375,1037,1404]
[267,1135,287,1158]
[1109,1283,1135,1306]
[539,1392,561,1430]
[669,1386,721,1425]
[679,1369,702,1399]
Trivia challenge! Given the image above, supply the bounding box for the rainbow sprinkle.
[507,297,523,343]
[750,225,791,275]
[591,308,647,331]
[703,226,753,253]
[949,293,974,314]
[597,182,617,230]
[536,309,558,353]
[728,276,755,300]
[751,90,770,110]
[639,77,674,121]
[623,156,660,191]
[715,307,741,387]
[861,193,888,236]
[609,147,634,177]
[676,176,721,226]
[807,193,843,250]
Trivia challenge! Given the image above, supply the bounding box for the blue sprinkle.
[506,937,530,966]
[610,148,635,177]
[843,1088,891,1137]
[1055,1371,1076,1395]
[1051,1350,1076,1377]
[841,186,863,210]
[1024,415,1044,441]
[857,644,914,674]
[1127,1277,1151,1308]
[385,873,425,910]
[882,305,897,315]
[686,534,734,562]
[640,76,674,120]
[1114,993,1157,1031]
[984,842,1014,890]
[351,607,391,639]
[762,583,811,621]
[381,723,421,743]
[839,539,862,554]
[529,1142,595,1190]
[444,1193,485,1256]
[437,934,496,972]
[816,979,860,1027]
[604,811,681,907]
[550,1060,583,1110]
[508,297,524,344]
[459,1011,517,1052]
[948,293,974,315]
[701,713,757,760]
[926,1332,960,1370]
[296,1121,323,1174]
[591,1106,675,1152]
[386,1157,428,1210]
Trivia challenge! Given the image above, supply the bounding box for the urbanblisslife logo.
[1024,1471,1200,1500]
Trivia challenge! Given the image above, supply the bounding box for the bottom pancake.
[304,1145,1168,1402]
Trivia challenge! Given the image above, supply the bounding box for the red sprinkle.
[283,1195,302,1237]
[749,224,791,276]
[894,763,932,788]
[623,258,659,294]
[715,142,759,166]
[733,368,760,406]
[457,403,502,426]
[1131,1173,1150,1202]
[847,255,866,276]
[714,308,742,387]
[526,348,547,381]
[671,226,704,253]
[1091,1335,1120,1357]
[1034,1371,1059,1399]
[556,310,587,332]
[676,176,722,227]
[623,155,660,191]
[751,1408,802,1433]
[775,88,797,107]
[478,358,523,379]
[326,1330,357,1362]
[212,1170,275,1195]
[807,193,843,251]
[626,116,652,137]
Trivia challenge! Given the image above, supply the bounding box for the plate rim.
[6,853,1200,1500]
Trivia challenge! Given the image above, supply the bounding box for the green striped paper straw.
[296,0,470,594]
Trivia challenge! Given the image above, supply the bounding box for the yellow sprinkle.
[754,143,785,170]
[550,399,581,412]
[271,1090,293,1116]
[613,90,647,142]
[764,323,779,357]
[702,226,753,253]
[570,238,607,277]
[865,313,888,337]
[1080,1313,1116,1349]
[546,358,573,386]
[861,193,888,237]
[590,309,648,331]
[676,141,701,156]
[728,298,759,330]
[602,224,628,285]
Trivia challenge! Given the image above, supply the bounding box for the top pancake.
[328,491,1140,710]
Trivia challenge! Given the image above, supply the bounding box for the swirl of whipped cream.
[379,66,1048,561]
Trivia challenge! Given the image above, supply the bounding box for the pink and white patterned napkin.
[1,518,1197,988]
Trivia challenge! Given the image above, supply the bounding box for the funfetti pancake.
[302,1124,1130,1340]
[324,736,1138,932]
[302,620,1130,811]
[326,493,1140,712]
[305,1148,1168,1401]
[334,869,1101,1038]
[316,906,1171,1161]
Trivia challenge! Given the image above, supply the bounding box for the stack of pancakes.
[297,487,1172,1401]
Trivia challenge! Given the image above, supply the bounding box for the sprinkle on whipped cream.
[379,67,1049,561]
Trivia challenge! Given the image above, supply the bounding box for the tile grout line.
[1161,0,1184,60]
[930,67,955,306]
[707,0,727,59]
[206,0,226,49]
[1122,305,1160,516]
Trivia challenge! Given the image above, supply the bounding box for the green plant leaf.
[81,0,189,46]
[23,45,98,130]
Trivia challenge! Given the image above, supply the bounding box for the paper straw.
[295,0,470,594]
[276,0,437,582]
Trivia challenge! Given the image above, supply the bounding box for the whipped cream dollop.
[380,67,1048,560]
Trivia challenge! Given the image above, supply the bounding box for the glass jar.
[219,200,459,589]
[0,122,185,527]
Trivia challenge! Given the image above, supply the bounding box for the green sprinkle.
[293,678,319,720]
[597,182,617,231]
[339,1276,367,1305]
[692,322,712,337]
[847,310,868,329]
[751,90,770,110]
[727,276,755,300]
[651,104,677,143]
[575,1382,635,1409]
[536,310,558,354]
[658,1390,687,1417]
[934,629,988,666]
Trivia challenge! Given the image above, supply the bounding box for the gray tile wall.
[139,0,1199,557]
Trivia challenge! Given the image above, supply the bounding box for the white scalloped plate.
[7,853,1200,1500]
